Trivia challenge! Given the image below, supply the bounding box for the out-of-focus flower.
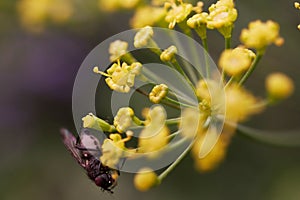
[138,106,169,157]
[219,46,255,76]
[192,122,236,172]
[98,0,141,12]
[130,6,166,28]
[109,40,128,62]
[17,0,73,32]
[93,61,142,93]
[196,79,223,106]
[192,128,227,172]
[134,168,159,191]
[149,84,169,103]
[179,108,208,139]
[225,84,263,122]
[206,0,237,37]
[266,73,294,101]
[295,2,300,30]
[100,132,131,168]
[160,45,177,62]
[240,20,284,51]
[134,26,154,48]
[165,0,193,29]
[114,107,134,133]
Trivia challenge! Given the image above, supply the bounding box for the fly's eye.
[95,174,113,189]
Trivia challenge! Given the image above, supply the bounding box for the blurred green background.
[1,0,300,199]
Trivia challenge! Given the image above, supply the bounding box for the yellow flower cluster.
[219,46,255,76]
[138,106,170,158]
[165,0,194,29]
[93,61,142,93]
[206,0,237,31]
[130,6,166,28]
[100,132,132,168]
[225,84,263,122]
[240,20,284,51]
[98,0,141,12]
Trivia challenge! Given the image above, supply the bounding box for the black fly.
[60,128,119,193]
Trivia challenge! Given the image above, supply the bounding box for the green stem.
[166,118,181,125]
[158,138,192,182]
[169,60,196,92]
[225,37,231,49]
[201,37,210,78]
[163,96,194,108]
[238,52,264,85]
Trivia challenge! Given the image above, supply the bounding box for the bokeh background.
[1,0,300,199]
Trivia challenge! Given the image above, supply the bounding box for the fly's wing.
[79,129,102,158]
[60,128,86,168]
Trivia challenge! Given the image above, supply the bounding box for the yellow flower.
[295,2,300,30]
[240,20,283,51]
[138,106,169,157]
[134,168,159,191]
[149,84,169,103]
[47,0,73,23]
[17,0,49,32]
[160,45,178,62]
[196,79,223,105]
[191,121,237,172]
[187,12,208,29]
[98,0,140,12]
[100,133,131,168]
[130,6,166,28]
[134,26,154,48]
[114,107,134,133]
[206,0,237,31]
[179,108,208,139]
[82,113,114,132]
[109,40,128,62]
[219,46,255,76]
[17,0,73,32]
[266,73,294,100]
[165,0,193,29]
[193,1,204,14]
[225,84,263,122]
[93,61,142,93]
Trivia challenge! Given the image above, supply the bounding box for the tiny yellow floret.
[165,1,193,29]
[94,61,142,93]
[160,45,178,62]
[82,113,113,132]
[114,107,135,133]
[134,168,159,191]
[149,84,169,103]
[266,73,294,100]
[109,40,128,62]
[134,26,154,48]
